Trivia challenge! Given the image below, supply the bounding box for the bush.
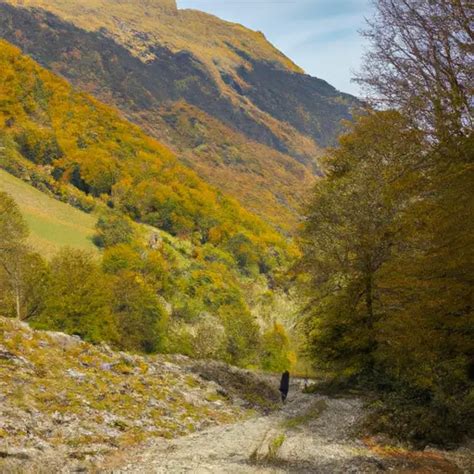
[365,385,474,448]
[94,213,134,248]
[112,271,167,353]
[260,323,292,372]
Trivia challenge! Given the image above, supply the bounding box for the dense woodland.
[299,0,473,445]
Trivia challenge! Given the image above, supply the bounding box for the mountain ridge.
[0,0,359,231]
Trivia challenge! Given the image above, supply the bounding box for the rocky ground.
[0,317,279,473]
[1,317,473,473]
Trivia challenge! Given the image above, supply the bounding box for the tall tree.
[0,191,41,320]
[300,111,425,377]
[356,0,473,141]
[36,248,117,343]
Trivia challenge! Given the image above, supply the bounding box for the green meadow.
[0,169,98,258]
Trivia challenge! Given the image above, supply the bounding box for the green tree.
[300,111,424,378]
[111,271,167,353]
[349,0,474,444]
[260,323,292,372]
[0,191,40,320]
[94,212,134,248]
[0,251,49,321]
[35,248,117,343]
[0,191,28,250]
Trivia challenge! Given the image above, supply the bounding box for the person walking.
[279,370,290,403]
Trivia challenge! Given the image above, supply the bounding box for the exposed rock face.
[0,317,280,472]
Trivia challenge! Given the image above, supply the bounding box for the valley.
[0,0,472,470]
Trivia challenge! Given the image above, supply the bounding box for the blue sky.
[177,0,374,96]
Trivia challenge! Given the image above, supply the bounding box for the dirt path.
[102,384,472,473]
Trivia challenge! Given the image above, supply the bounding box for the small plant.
[266,433,285,460]
[249,431,286,465]
[282,399,327,429]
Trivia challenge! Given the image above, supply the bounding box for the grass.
[282,399,328,429]
[249,431,286,465]
[0,169,98,258]
[0,316,247,458]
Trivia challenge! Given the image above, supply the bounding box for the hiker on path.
[279,370,290,402]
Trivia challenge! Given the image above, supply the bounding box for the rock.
[0,347,30,367]
[99,342,114,356]
[47,331,83,350]
[0,448,32,460]
[66,369,86,381]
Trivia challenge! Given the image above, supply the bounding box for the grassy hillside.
[0,169,97,257]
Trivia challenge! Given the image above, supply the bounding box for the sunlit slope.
[1,0,353,150]
[0,169,97,257]
[3,0,301,74]
[0,41,287,264]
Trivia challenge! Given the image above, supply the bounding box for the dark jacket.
[279,371,290,398]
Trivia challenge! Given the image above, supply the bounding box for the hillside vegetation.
[299,0,473,447]
[0,40,296,371]
[0,40,285,257]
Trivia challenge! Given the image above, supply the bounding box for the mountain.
[0,0,359,231]
[0,39,284,257]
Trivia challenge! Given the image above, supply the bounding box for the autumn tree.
[298,0,474,444]
[111,271,167,353]
[94,212,135,248]
[0,192,48,320]
[300,111,425,377]
[0,251,49,321]
[356,0,473,141]
[260,323,292,372]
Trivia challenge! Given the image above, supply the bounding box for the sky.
[177,0,374,96]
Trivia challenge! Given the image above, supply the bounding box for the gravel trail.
[102,383,472,473]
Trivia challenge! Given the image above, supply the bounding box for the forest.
[298,0,473,445]
[0,41,294,372]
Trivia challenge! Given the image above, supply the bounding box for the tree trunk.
[365,272,374,330]
[15,284,21,320]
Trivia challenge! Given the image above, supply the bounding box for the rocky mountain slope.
[0,317,281,473]
[0,0,359,231]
